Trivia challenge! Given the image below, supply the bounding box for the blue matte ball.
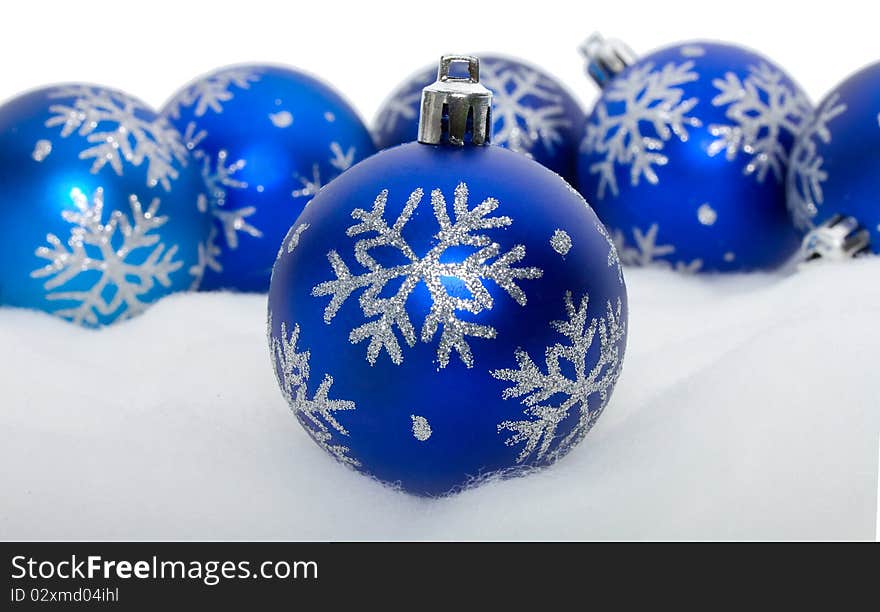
[787,60,880,250]
[578,41,808,272]
[268,142,628,496]
[373,56,586,183]
[162,65,376,292]
[0,84,210,326]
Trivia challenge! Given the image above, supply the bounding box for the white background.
[0,0,877,539]
[1,0,878,121]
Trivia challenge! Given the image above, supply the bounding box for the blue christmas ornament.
[374,55,585,183]
[162,65,376,292]
[268,57,627,496]
[787,61,880,258]
[0,84,209,326]
[577,35,809,272]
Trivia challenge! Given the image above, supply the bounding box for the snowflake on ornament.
[292,141,357,199]
[786,94,847,230]
[312,182,544,369]
[188,221,223,283]
[182,123,261,277]
[595,222,624,284]
[164,68,261,119]
[31,188,182,326]
[270,319,359,466]
[479,60,571,155]
[707,64,812,182]
[285,223,310,254]
[493,291,625,463]
[614,224,703,273]
[45,86,188,191]
[581,61,701,198]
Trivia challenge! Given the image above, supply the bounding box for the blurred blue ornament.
[0,84,209,326]
[268,57,627,496]
[787,60,880,255]
[162,65,376,292]
[577,36,809,272]
[373,55,585,183]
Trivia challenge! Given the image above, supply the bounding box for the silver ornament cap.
[580,32,636,88]
[418,55,493,147]
[801,214,871,261]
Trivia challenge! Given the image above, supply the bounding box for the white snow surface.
[1,259,878,540]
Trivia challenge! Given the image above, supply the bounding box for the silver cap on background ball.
[580,32,636,88]
[801,214,871,261]
[418,55,492,147]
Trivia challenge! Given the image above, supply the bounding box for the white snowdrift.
[1,258,878,540]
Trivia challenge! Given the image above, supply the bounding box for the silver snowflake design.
[286,223,310,254]
[45,85,188,191]
[182,122,261,276]
[493,291,625,463]
[707,64,811,182]
[613,224,703,273]
[189,225,223,282]
[312,182,544,368]
[270,319,359,466]
[199,149,260,248]
[292,142,356,199]
[595,222,624,284]
[479,61,571,155]
[786,94,847,230]
[164,68,261,119]
[31,188,182,326]
[581,61,702,198]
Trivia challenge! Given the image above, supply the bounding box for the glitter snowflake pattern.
[181,123,261,277]
[581,61,701,199]
[188,226,222,282]
[707,64,811,182]
[164,68,261,119]
[613,224,703,273]
[198,149,260,248]
[270,319,359,466]
[312,182,544,368]
[286,223,310,254]
[31,188,182,326]
[45,86,188,191]
[786,94,847,230]
[595,222,624,284]
[492,291,625,463]
[478,61,571,155]
[292,142,356,199]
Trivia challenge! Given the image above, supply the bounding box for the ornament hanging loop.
[580,32,636,88]
[418,55,493,147]
[800,214,871,262]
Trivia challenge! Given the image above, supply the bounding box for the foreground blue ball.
[374,56,585,183]
[268,142,628,496]
[0,84,209,326]
[162,65,376,292]
[787,60,880,250]
[578,42,808,272]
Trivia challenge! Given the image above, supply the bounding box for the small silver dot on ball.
[32,139,52,162]
[697,203,717,226]
[269,111,293,128]
[411,415,432,441]
[680,45,706,57]
[550,229,572,256]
